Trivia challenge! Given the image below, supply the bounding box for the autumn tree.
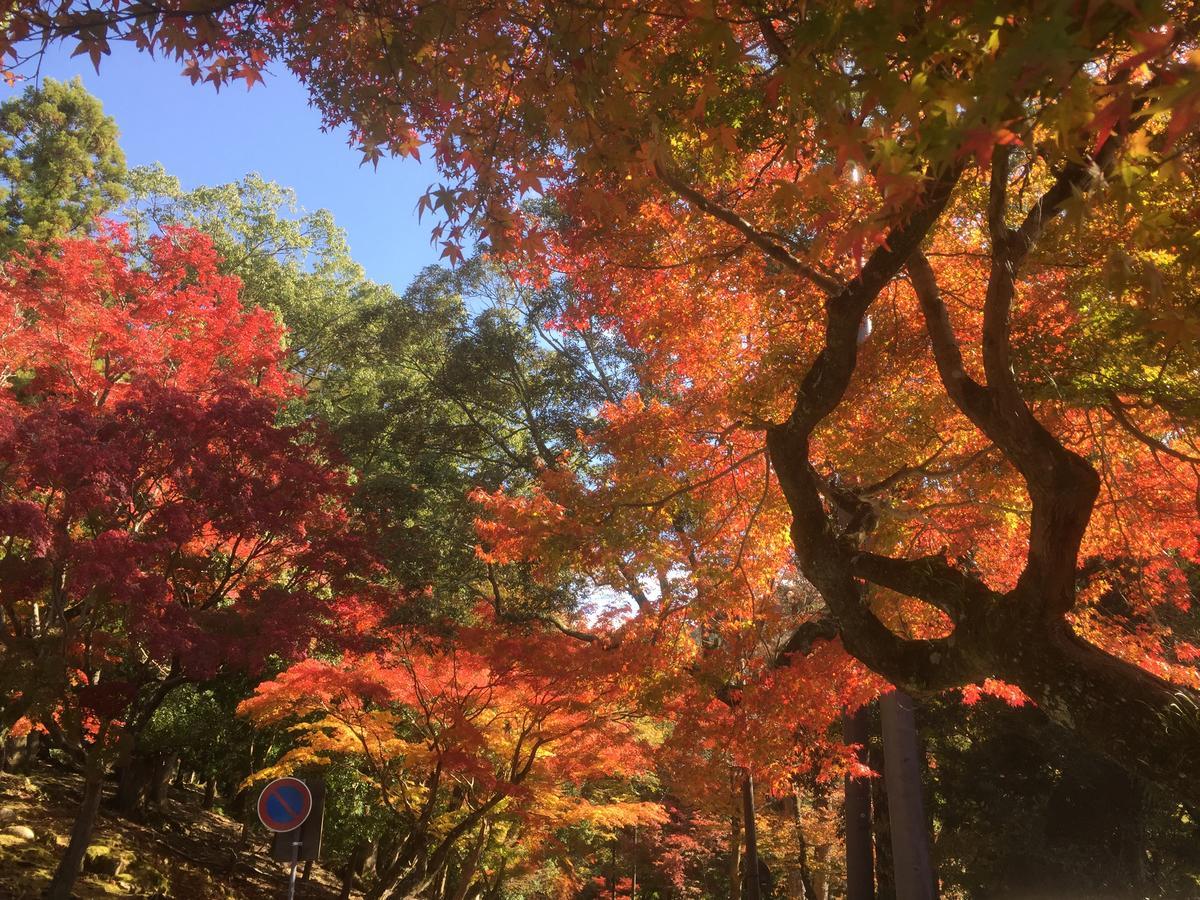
[0,76,126,253]
[122,167,637,616]
[15,0,1198,802]
[239,617,658,900]
[6,5,1200,887]
[0,225,387,898]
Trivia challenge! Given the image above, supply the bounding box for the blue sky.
[3,43,440,291]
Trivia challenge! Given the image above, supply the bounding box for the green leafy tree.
[0,76,126,252]
[125,172,636,619]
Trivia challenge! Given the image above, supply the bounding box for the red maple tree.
[0,225,388,897]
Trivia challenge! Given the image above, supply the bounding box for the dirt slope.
[0,768,349,898]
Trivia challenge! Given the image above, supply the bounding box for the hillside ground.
[0,767,350,898]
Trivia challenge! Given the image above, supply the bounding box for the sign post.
[258,777,313,900]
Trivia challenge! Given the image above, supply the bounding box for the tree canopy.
[0,76,125,252]
[0,4,1199,898]
[35,0,1192,797]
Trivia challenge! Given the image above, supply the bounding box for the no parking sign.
[257,777,312,833]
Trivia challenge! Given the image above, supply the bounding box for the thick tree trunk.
[880,691,936,900]
[151,754,178,810]
[1,730,39,773]
[23,730,40,771]
[203,776,216,810]
[45,764,105,900]
[999,624,1200,808]
[843,707,875,900]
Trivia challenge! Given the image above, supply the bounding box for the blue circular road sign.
[257,777,312,833]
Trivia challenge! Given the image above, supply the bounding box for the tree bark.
[447,826,487,900]
[751,125,1200,806]
[1,730,39,773]
[114,749,154,816]
[868,730,895,900]
[742,773,762,900]
[151,754,178,810]
[844,706,875,900]
[788,784,818,900]
[728,813,742,900]
[45,763,105,900]
[339,841,372,900]
[880,691,936,900]
[1000,624,1200,809]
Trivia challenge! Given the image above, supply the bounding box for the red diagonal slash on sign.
[258,778,312,833]
[274,790,298,818]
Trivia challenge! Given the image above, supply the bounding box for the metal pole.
[287,837,301,900]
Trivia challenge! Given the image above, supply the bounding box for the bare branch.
[1106,396,1200,464]
[655,163,844,295]
[618,447,766,510]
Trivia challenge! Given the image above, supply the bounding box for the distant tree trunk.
[805,784,832,900]
[868,728,895,899]
[743,773,762,900]
[610,836,618,899]
[880,691,937,900]
[339,841,372,900]
[114,749,155,815]
[844,706,875,900]
[728,812,743,900]
[788,784,817,900]
[376,833,403,881]
[150,754,178,810]
[483,856,509,900]
[45,761,105,900]
[448,826,488,900]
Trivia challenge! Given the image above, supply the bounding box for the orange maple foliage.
[5,0,1199,806]
[240,615,659,898]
